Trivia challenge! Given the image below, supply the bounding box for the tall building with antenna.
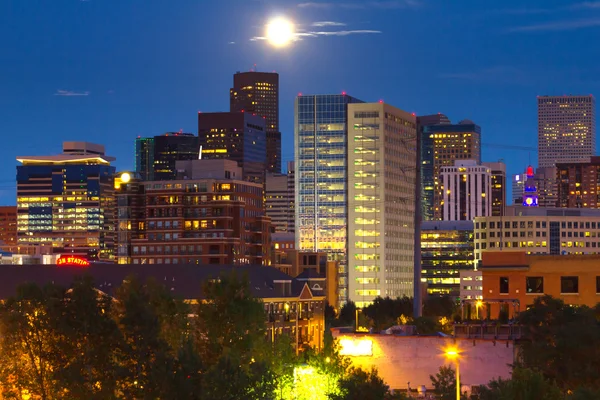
[230,70,281,173]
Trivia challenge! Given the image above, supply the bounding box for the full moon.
[266,18,295,47]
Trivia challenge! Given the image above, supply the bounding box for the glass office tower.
[295,94,364,304]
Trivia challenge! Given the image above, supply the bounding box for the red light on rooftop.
[411,112,416,116]
[298,92,302,96]
[378,99,383,104]
[526,165,534,177]
[241,109,245,112]
[342,91,346,95]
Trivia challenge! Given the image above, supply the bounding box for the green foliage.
[430,365,457,400]
[476,367,563,400]
[413,316,442,335]
[363,296,412,331]
[338,301,357,326]
[423,296,458,318]
[330,367,390,400]
[517,296,600,390]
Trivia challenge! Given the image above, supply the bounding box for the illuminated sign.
[339,338,373,357]
[523,196,539,207]
[57,256,90,267]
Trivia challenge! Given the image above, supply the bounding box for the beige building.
[473,206,600,264]
[265,161,295,233]
[347,102,416,307]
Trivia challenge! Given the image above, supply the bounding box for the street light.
[475,300,483,320]
[443,346,461,400]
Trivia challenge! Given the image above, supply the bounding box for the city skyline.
[2,0,600,204]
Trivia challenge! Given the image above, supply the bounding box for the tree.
[330,367,390,400]
[423,296,458,318]
[517,296,600,390]
[413,316,442,335]
[476,367,563,400]
[113,276,179,399]
[338,301,357,327]
[0,283,64,400]
[429,365,467,400]
[51,276,123,400]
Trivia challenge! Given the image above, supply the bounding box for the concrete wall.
[334,333,514,391]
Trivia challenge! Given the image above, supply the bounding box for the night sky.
[1,0,599,204]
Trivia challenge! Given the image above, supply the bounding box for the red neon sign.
[57,256,90,267]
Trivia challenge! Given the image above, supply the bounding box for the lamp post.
[444,346,461,400]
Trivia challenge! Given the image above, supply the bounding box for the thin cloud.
[571,2,600,9]
[507,18,600,32]
[250,29,381,42]
[298,1,421,10]
[483,8,553,15]
[311,21,346,27]
[228,41,236,45]
[54,90,90,96]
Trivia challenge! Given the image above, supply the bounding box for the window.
[561,276,579,294]
[526,277,544,294]
[499,277,509,294]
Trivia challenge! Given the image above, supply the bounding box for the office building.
[421,221,474,296]
[538,95,596,168]
[483,161,506,216]
[473,206,600,263]
[535,166,557,208]
[424,120,481,220]
[521,165,539,207]
[230,71,281,173]
[134,137,155,181]
[265,161,295,233]
[115,160,271,266]
[152,133,199,181]
[347,102,417,306]
[439,160,491,221]
[114,172,146,264]
[198,111,267,183]
[16,142,116,261]
[417,114,451,221]
[557,156,600,208]
[0,206,17,253]
[295,93,364,304]
[512,173,525,205]
[482,251,600,318]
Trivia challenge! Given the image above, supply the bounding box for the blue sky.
[1,0,599,204]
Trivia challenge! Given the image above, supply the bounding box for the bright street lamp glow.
[266,18,295,47]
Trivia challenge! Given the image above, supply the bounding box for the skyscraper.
[153,133,199,181]
[16,142,116,261]
[230,71,281,173]
[295,94,364,304]
[135,137,155,180]
[426,120,481,220]
[265,161,295,233]
[556,157,600,208]
[417,114,451,221]
[538,95,596,168]
[440,160,492,220]
[198,111,267,183]
[483,161,506,216]
[347,102,417,305]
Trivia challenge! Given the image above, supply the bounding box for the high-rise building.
[417,114,451,221]
[116,159,271,266]
[421,221,474,296]
[556,156,600,208]
[483,161,506,216]
[425,120,481,220]
[538,95,596,168]
[534,167,557,208]
[512,173,525,205]
[230,71,281,173]
[198,112,267,183]
[295,94,364,304]
[347,102,417,306]
[16,142,116,261]
[114,172,145,264]
[265,161,295,233]
[439,160,491,221]
[135,137,155,180]
[152,133,199,181]
[0,206,17,253]
[522,166,539,207]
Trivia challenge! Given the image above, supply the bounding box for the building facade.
[152,133,199,181]
[535,166,557,208]
[230,71,281,173]
[417,114,451,221]
[481,251,600,318]
[483,161,506,216]
[511,173,525,205]
[421,221,474,296]
[347,102,417,306]
[424,120,481,220]
[439,160,491,221]
[16,142,116,261]
[116,160,270,266]
[265,161,295,233]
[556,156,600,208]
[295,94,364,304]
[538,95,596,168]
[0,206,17,253]
[134,137,155,181]
[198,112,267,183]
[473,206,600,263]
